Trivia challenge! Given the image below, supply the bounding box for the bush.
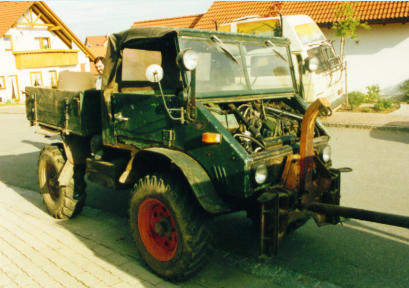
[365,84,380,102]
[374,99,393,111]
[400,80,409,101]
[361,107,371,113]
[348,91,366,109]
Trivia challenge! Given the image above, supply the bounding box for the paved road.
[1,114,409,287]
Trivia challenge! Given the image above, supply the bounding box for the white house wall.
[323,23,409,96]
[0,9,91,103]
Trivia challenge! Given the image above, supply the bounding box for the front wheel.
[130,174,209,281]
[38,144,86,219]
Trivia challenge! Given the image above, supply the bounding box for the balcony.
[13,49,79,69]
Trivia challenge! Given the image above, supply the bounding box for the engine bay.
[205,99,323,154]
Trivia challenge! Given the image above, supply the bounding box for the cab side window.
[122,49,162,82]
[120,36,179,94]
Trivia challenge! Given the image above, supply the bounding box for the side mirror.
[145,64,164,83]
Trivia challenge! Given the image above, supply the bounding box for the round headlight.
[306,57,319,72]
[177,49,198,71]
[321,145,331,163]
[255,164,268,185]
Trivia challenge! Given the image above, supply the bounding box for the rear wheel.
[38,144,86,219]
[130,174,209,281]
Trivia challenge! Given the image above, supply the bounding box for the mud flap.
[58,161,74,186]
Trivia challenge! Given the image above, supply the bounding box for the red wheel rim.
[138,198,178,261]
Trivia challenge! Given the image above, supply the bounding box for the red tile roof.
[280,1,409,26]
[132,14,203,28]
[85,35,108,48]
[0,1,94,60]
[0,1,34,37]
[132,1,409,30]
[194,1,282,30]
[89,46,106,57]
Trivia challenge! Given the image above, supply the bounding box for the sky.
[46,0,215,41]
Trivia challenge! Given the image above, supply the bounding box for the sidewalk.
[320,110,409,131]
[0,104,25,114]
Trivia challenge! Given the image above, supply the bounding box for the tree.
[332,1,370,62]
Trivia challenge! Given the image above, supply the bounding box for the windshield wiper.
[265,40,288,63]
[211,35,239,64]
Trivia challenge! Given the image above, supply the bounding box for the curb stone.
[322,122,409,132]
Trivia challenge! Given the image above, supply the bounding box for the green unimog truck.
[26,27,409,280]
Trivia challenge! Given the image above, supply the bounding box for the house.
[84,35,108,74]
[132,1,409,96]
[0,1,94,103]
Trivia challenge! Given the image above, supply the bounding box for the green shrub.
[361,107,371,113]
[400,80,409,101]
[374,99,393,111]
[348,91,366,109]
[365,84,380,102]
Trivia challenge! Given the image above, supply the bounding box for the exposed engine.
[206,100,311,154]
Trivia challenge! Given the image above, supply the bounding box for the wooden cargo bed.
[25,87,101,136]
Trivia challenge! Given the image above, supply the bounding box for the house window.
[49,70,58,87]
[35,37,50,49]
[30,72,43,87]
[0,76,5,89]
[3,35,13,51]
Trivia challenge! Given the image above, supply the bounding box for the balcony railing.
[13,49,79,69]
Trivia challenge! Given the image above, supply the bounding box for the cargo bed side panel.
[25,87,101,136]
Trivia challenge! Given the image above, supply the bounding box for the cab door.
[112,92,169,147]
[111,48,170,147]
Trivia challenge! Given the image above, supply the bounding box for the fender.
[59,135,89,186]
[123,147,232,214]
[61,135,90,165]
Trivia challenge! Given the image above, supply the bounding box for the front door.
[111,93,169,148]
[8,75,20,102]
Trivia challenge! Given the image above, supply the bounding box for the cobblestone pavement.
[0,181,168,288]
[0,181,285,288]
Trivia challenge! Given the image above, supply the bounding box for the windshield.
[294,22,326,46]
[180,36,294,96]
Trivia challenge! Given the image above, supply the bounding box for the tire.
[130,174,209,281]
[38,143,86,219]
